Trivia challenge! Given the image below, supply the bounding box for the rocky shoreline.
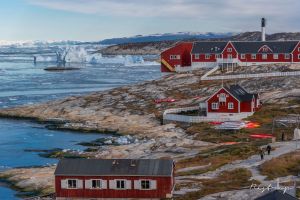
[1,65,300,198]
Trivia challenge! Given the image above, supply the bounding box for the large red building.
[206,85,261,119]
[161,41,300,72]
[55,159,175,199]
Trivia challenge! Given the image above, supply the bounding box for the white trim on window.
[251,54,256,59]
[273,54,279,60]
[240,54,246,59]
[195,54,200,59]
[228,48,232,52]
[262,54,267,60]
[285,54,290,59]
[298,54,300,59]
[211,102,219,110]
[228,102,234,109]
[205,54,211,59]
[170,55,180,60]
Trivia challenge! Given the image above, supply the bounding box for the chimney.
[261,18,266,41]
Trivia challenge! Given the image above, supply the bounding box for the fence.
[201,71,300,81]
[163,106,231,123]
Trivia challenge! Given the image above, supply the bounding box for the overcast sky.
[0,0,299,41]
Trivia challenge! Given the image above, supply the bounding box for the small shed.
[55,158,175,199]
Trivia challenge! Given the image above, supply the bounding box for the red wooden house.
[55,159,175,199]
[206,85,261,119]
[161,41,300,72]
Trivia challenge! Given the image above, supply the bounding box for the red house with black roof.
[55,159,175,199]
[206,84,261,119]
[161,41,300,72]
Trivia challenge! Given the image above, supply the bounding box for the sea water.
[0,62,161,199]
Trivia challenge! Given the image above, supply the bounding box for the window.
[141,180,150,189]
[228,102,234,109]
[205,54,211,59]
[228,48,232,52]
[240,54,246,59]
[298,47,300,52]
[116,180,126,189]
[68,180,77,189]
[195,54,200,59]
[285,54,290,59]
[219,93,226,103]
[170,55,180,60]
[228,54,232,59]
[251,54,256,59]
[211,102,219,110]
[262,54,267,60]
[298,54,300,59]
[92,180,102,189]
[273,54,279,59]
[215,54,221,59]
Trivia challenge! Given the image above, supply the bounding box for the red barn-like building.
[161,41,300,72]
[55,159,175,200]
[206,85,261,119]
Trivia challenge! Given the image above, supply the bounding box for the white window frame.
[273,54,279,60]
[116,179,126,190]
[251,54,256,59]
[298,47,300,52]
[228,54,233,59]
[215,54,221,59]
[91,179,102,189]
[228,102,234,110]
[195,54,200,59]
[285,54,290,60]
[205,54,211,59]
[140,180,151,190]
[228,48,232,52]
[219,93,226,103]
[67,179,77,189]
[240,54,246,59]
[298,54,300,59]
[262,54,267,60]
[170,55,180,60]
[211,102,219,110]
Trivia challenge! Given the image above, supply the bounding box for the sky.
[0,0,299,41]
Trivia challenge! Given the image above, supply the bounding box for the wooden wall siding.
[207,88,239,113]
[55,175,173,199]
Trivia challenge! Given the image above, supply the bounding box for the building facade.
[55,159,175,199]
[206,85,261,119]
[161,41,300,72]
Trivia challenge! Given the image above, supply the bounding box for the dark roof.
[191,41,228,54]
[232,41,299,54]
[255,190,298,200]
[224,85,257,102]
[54,159,174,176]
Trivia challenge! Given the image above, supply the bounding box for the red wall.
[207,88,239,113]
[292,42,300,62]
[222,42,238,59]
[192,53,217,62]
[238,53,292,63]
[161,42,193,72]
[55,175,173,199]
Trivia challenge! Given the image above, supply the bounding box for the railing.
[163,106,230,123]
[217,58,239,63]
[201,71,300,81]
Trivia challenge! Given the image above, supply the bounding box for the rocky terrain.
[99,32,300,55]
[1,65,300,199]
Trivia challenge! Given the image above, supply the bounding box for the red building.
[161,41,300,72]
[55,159,175,199]
[161,42,193,72]
[206,85,261,119]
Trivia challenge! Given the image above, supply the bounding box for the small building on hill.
[54,159,175,199]
[206,84,261,119]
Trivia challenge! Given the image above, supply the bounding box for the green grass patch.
[259,151,300,180]
[176,168,258,200]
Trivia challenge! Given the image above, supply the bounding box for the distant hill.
[99,32,236,45]
[99,32,300,55]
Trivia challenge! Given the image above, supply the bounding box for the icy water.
[0,62,161,199]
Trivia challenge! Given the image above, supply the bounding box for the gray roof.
[191,41,299,54]
[255,190,297,200]
[54,159,174,176]
[224,85,257,102]
[191,41,228,54]
[232,41,299,54]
